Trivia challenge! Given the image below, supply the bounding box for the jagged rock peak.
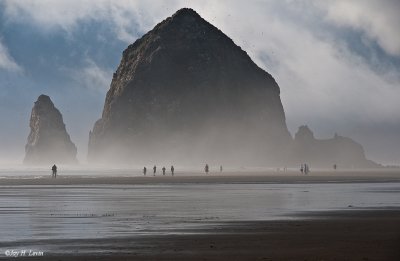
[37,94,52,103]
[295,125,315,141]
[172,8,201,19]
[167,8,207,27]
[24,95,77,165]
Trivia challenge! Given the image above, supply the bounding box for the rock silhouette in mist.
[88,8,292,165]
[293,125,379,168]
[24,95,77,165]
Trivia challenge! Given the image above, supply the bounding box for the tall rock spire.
[24,95,77,165]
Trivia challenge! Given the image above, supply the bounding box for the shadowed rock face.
[293,125,379,168]
[88,8,292,165]
[24,95,77,165]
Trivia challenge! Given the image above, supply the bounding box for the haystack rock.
[24,95,77,165]
[88,8,292,165]
[293,125,379,168]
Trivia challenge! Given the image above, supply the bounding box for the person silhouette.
[143,167,147,176]
[162,166,166,176]
[300,164,304,174]
[171,165,174,176]
[220,165,223,173]
[304,164,309,174]
[205,164,209,174]
[153,165,156,176]
[51,164,57,178]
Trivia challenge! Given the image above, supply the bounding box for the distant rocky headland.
[24,95,77,165]
[292,125,379,168]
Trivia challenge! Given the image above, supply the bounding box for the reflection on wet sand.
[0,181,399,255]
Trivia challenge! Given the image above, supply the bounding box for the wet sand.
[3,210,400,260]
[1,169,400,185]
[1,170,399,260]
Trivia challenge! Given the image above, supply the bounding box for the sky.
[0,0,399,165]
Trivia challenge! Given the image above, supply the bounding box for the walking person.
[162,166,166,176]
[143,167,147,176]
[300,164,304,174]
[153,165,156,176]
[220,165,223,173]
[171,165,174,176]
[51,164,57,178]
[205,164,209,174]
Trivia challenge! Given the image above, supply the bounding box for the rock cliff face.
[293,125,379,168]
[24,95,77,165]
[88,8,292,165]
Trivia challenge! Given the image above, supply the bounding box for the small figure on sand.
[205,164,209,174]
[153,165,157,176]
[220,165,223,173]
[300,164,304,174]
[143,167,147,176]
[51,164,57,178]
[333,164,337,170]
[304,164,310,175]
[171,165,174,176]
[162,166,166,176]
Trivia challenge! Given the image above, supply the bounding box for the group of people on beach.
[142,164,223,176]
[144,165,175,176]
[51,163,225,178]
[300,164,310,174]
[205,164,223,174]
[48,163,342,177]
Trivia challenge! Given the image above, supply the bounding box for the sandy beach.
[1,169,400,185]
[0,170,399,260]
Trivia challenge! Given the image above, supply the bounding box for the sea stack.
[88,8,292,165]
[24,95,77,165]
[293,125,379,168]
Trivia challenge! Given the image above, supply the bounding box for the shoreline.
[2,209,399,260]
[1,170,400,185]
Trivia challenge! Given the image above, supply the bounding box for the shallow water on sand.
[0,182,399,255]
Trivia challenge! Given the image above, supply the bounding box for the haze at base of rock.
[24,95,77,165]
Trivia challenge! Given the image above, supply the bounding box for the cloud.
[0,40,21,72]
[70,59,113,92]
[316,0,400,57]
[2,0,176,43]
[3,0,107,32]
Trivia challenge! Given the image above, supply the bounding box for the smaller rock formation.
[24,95,77,165]
[293,125,379,168]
